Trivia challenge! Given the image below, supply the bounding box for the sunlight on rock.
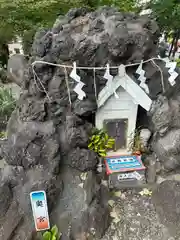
[80,172,87,181]
[108,200,115,207]
[114,191,122,197]
[139,188,152,196]
[78,183,84,188]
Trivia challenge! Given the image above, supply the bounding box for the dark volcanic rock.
[0,200,24,240]
[87,199,110,238]
[51,167,109,239]
[64,119,90,149]
[58,113,92,155]
[3,120,58,169]
[2,5,178,240]
[153,129,180,171]
[66,148,98,171]
[70,199,110,239]
[19,97,46,121]
[0,165,63,240]
[0,165,24,187]
[152,180,180,237]
[7,54,28,87]
[32,30,53,58]
[14,165,63,213]
[28,6,160,113]
[0,182,13,217]
[150,94,180,172]
[150,96,171,135]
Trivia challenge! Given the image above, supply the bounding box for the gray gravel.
[101,190,175,240]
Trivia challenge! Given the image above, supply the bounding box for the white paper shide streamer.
[163,57,178,86]
[104,64,119,98]
[31,57,179,105]
[136,61,149,94]
[70,62,86,100]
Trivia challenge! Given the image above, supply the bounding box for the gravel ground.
[101,189,175,240]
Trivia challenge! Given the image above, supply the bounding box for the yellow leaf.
[88,143,93,148]
[112,217,121,224]
[110,211,118,219]
[91,135,95,141]
[108,200,115,207]
[80,172,87,181]
[78,183,84,188]
[114,191,122,197]
[94,138,100,144]
[106,144,113,149]
[99,149,105,153]
[108,138,115,142]
[139,188,152,196]
[139,191,144,196]
[105,133,108,141]
[110,209,120,223]
[99,152,106,157]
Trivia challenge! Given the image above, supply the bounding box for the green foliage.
[42,225,61,240]
[22,28,37,55]
[150,0,180,32]
[0,69,8,83]
[0,87,16,118]
[88,128,115,157]
[86,0,140,12]
[128,129,147,154]
[0,131,7,139]
[0,0,89,41]
[0,0,139,45]
[175,58,180,67]
[0,44,9,68]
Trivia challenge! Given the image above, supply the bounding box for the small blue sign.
[105,155,145,175]
[30,191,50,231]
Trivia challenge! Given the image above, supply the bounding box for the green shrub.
[88,128,115,157]
[0,131,7,139]
[175,58,180,67]
[0,87,16,118]
[0,68,8,83]
[128,129,147,154]
[42,225,61,240]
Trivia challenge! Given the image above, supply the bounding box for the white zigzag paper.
[136,61,149,94]
[169,71,178,86]
[162,58,178,86]
[73,81,86,100]
[70,62,86,100]
[104,64,119,99]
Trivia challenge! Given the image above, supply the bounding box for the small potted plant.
[128,129,147,156]
[41,225,61,240]
[88,128,115,172]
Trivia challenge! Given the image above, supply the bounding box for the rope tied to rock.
[32,64,51,102]
[151,59,165,93]
[31,57,178,103]
[63,66,72,107]
[93,68,98,104]
[32,57,164,69]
